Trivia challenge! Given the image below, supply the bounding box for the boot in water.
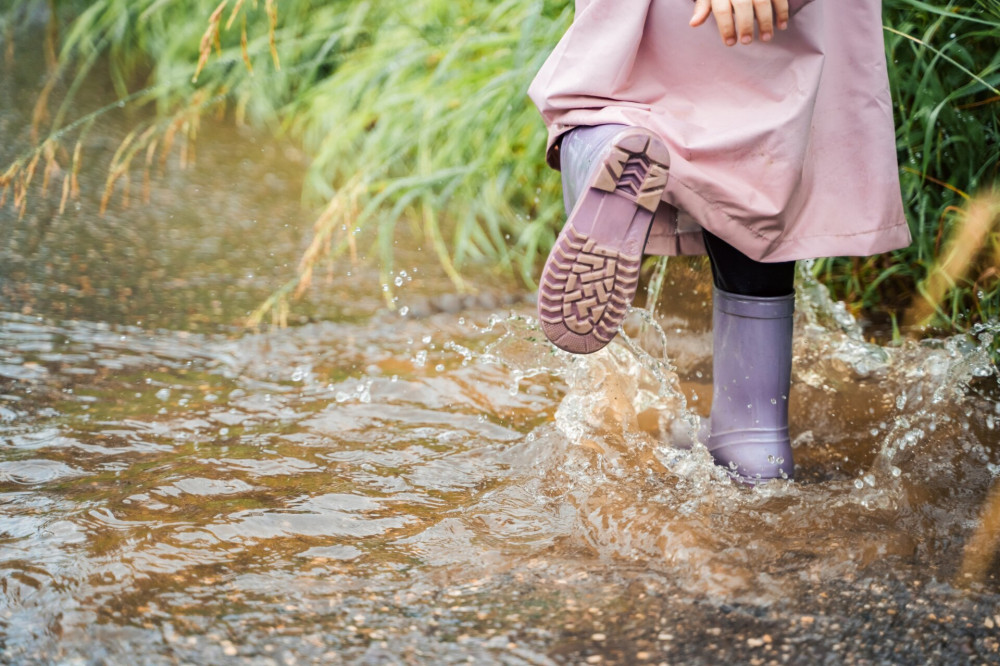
[538,125,670,354]
[707,287,795,484]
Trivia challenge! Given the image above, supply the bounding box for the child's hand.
[690,0,790,47]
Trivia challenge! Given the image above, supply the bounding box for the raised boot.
[538,125,670,354]
[707,287,795,483]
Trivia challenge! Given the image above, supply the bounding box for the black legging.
[702,230,795,298]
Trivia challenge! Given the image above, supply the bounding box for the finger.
[773,0,789,30]
[690,0,712,26]
[731,0,755,45]
[754,0,774,41]
[712,0,737,46]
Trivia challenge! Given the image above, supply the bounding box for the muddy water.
[3,40,1000,666]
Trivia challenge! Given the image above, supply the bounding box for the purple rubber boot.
[707,287,795,484]
[538,125,670,354]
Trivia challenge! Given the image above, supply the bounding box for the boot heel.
[593,134,670,212]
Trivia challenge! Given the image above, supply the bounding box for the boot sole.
[538,128,670,354]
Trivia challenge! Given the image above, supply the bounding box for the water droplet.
[891,466,901,478]
[394,276,404,287]
[219,427,229,436]
[398,306,409,317]
[422,335,432,344]
[854,479,865,490]
[770,398,777,405]
[434,364,445,372]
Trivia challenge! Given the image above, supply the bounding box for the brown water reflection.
[3,30,1000,666]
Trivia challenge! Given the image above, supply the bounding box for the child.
[529,0,911,483]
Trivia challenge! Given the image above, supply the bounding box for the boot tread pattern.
[539,228,640,347]
[592,135,669,213]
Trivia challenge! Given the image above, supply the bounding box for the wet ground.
[3,27,1000,666]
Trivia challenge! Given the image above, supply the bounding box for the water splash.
[472,268,999,601]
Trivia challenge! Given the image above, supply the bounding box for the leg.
[702,229,796,483]
[702,229,795,298]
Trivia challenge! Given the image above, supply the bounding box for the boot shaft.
[708,287,795,482]
[559,124,630,213]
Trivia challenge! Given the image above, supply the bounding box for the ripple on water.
[0,459,85,484]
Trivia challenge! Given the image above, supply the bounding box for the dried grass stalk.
[906,191,1000,327]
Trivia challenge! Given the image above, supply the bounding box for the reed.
[2,0,999,334]
[959,477,1000,586]
[904,190,1000,328]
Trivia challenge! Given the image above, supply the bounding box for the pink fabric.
[528,0,912,261]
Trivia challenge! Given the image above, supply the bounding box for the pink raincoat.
[529,0,912,261]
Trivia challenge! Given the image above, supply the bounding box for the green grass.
[2,0,999,333]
